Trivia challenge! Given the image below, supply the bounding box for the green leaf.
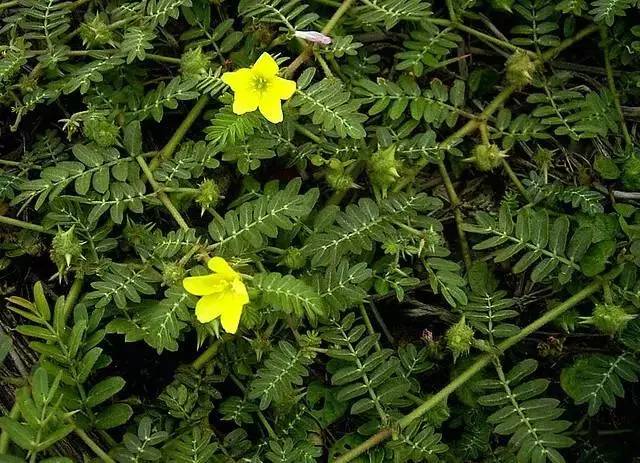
[33,281,51,321]
[86,376,126,408]
[94,403,133,429]
[0,418,36,450]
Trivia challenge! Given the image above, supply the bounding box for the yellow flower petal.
[220,303,243,334]
[183,274,227,296]
[272,76,296,100]
[232,279,250,305]
[207,256,237,278]
[253,52,279,77]
[194,293,225,323]
[221,68,253,92]
[259,95,284,124]
[232,90,260,115]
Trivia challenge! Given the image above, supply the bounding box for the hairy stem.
[333,274,611,462]
[395,24,599,193]
[600,27,632,148]
[438,160,472,270]
[427,18,532,56]
[149,95,210,171]
[136,157,190,231]
[0,215,51,234]
[0,402,20,453]
[191,337,229,370]
[74,427,116,463]
[501,158,528,199]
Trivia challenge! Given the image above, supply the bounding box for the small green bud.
[196,179,221,211]
[79,14,114,47]
[162,262,185,286]
[83,116,119,147]
[181,47,210,78]
[421,226,443,254]
[382,241,401,255]
[50,227,83,274]
[445,317,474,360]
[505,50,535,88]
[367,145,400,198]
[280,247,306,270]
[326,159,355,192]
[581,304,635,336]
[298,330,322,349]
[469,143,506,172]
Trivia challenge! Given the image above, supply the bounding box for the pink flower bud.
[294,30,332,45]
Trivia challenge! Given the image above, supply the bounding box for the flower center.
[252,74,270,92]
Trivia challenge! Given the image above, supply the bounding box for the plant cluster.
[1,0,640,462]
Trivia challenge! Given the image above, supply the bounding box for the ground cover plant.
[2,0,640,461]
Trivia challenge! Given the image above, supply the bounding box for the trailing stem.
[600,27,632,148]
[333,273,614,462]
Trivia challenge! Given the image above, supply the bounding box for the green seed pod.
[181,47,210,78]
[470,143,506,172]
[162,262,185,286]
[83,117,119,147]
[367,145,400,198]
[326,160,355,192]
[582,304,635,336]
[79,14,114,47]
[445,317,475,361]
[196,179,221,211]
[505,50,536,88]
[280,247,306,270]
[50,227,83,273]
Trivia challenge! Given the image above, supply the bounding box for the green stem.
[501,158,528,199]
[309,0,341,6]
[600,27,632,148]
[314,51,334,77]
[0,402,20,453]
[149,95,210,171]
[0,0,19,10]
[368,300,395,345]
[333,275,610,463]
[358,304,381,351]
[437,160,472,270]
[541,24,599,61]
[286,0,356,76]
[445,0,457,22]
[191,337,227,370]
[229,374,277,439]
[0,215,51,234]
[145,53,182,64]
[394,84,517,192]
[394,24,599,193]
[136,157,190,231]
[73,427,116,463]
[294,123,323,143]
[420,18,534,55]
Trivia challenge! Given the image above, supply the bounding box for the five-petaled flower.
[183,257,249,333]
[221,52,296,124]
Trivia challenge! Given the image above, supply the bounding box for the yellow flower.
[221,52,296,124]
[182,257,249,333]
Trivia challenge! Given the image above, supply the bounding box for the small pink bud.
[294,30,332,45]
